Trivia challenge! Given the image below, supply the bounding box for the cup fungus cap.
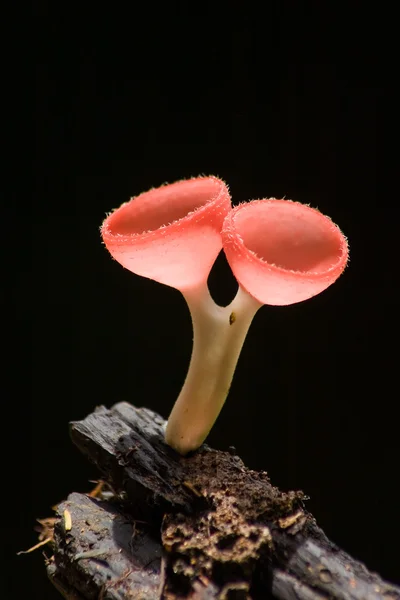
[222,199,348,306]
[101,176,231,291]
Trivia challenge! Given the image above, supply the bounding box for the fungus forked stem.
[165,285,261,454]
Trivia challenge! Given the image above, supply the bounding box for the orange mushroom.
[222,199,348,306]
[101,180,348,455]
[101,176,231,291]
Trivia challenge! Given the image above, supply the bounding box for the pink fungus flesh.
[101,176,231,291]
[222,199,348,306]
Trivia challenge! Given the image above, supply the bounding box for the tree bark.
[45,402,400,600]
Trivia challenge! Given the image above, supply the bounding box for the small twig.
[73,549,109,562]
[17,537,53,555]
[158,555,167,600]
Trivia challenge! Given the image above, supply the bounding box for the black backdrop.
[17,2,399,597]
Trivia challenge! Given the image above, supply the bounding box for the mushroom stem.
[165,284,261,454]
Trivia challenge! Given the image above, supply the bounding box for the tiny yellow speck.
[229,312,236,325]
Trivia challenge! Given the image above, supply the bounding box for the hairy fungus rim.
[101,175,231,246]
[222,199,349,282]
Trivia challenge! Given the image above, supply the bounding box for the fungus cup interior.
[106,178,225,235]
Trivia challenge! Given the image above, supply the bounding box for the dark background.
[17,2,398,597]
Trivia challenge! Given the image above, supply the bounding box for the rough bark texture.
[46,402,400,600]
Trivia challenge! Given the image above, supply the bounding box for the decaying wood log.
[45,402,400,599]
[48,492,162,600]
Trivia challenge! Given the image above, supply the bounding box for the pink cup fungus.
[101,176,231,291]
[222,199,348,306]
[101,179,349,455]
